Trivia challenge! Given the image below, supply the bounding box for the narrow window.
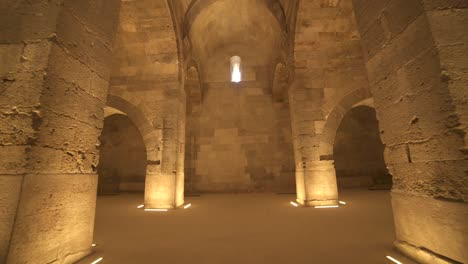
[230,56,242,83]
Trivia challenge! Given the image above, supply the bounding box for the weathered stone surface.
[0,1,466,263]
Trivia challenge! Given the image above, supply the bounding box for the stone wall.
[185,77,295,192]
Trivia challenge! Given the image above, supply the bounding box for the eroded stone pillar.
[1,1,59,262]
[352,0,467,262]
[2,1,121,263]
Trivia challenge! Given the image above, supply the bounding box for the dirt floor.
[77,190,416,264]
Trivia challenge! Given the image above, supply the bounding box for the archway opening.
[97,114,148,195]
[333,106,392,190]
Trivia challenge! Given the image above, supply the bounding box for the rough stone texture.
[108,0,185,208]
[291,0,370,205]
[0,0,467,263]
[98,114,147,193]
[352,0,467,262]
[0,1,60,261]
[1,0,121,263]
[392,192,468,263]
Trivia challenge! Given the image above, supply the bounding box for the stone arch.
[107,96,154,141]
[293,0,466,260]
[319,88,373,158]
[332,105,391,189]
[106,95,160,163]
[110,0,186,210]
[97,113,148,193]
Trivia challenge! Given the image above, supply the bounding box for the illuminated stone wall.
[108,0,185,208]
[0,1,466,263]
[0,0,121,263]
[185,76,295,193]
[352,1,467,262]
[291,0,370,205]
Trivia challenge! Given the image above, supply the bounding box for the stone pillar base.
[302,161,339,205]
[391,192,467,263]
[296,198,339,207]
[395,241,459,264]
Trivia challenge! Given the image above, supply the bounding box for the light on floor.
[91,243,97,247]
[184,203,192,209]
[339,201,346,205]
[91,257,103,264]
[386,256,403,264]
[290,201,299,207]
[137,205,144,209]
[144,208,168,212]
[314,205,339,209]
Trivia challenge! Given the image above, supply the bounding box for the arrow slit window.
[230,56,242,83]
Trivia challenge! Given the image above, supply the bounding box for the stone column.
[289,83,338,206]
[352,0,467,262]
[0,1,57,261]
[3,1,121,263]
[144,95,185,209]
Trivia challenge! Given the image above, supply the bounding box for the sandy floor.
[78,190,416,264]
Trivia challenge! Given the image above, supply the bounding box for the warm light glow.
[184,203,192,209]
[290,201,299,207]
[144,208,168,212]
[91,243,97,247]
[314,205,339,209]
[230,56,242,83]
[137,204,144,209]
[339,201,346,205]
[91,257,103,264]
[232,65,241,83]
[386,256,403,264]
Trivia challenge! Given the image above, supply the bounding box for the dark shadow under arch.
[333,106,392,189]
[97,114,148,194]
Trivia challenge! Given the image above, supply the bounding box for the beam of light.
[339,201,346,205]
[314,205,339,209]
[290,201,299,207]
[144,208,168,212]
[184,203,192,209]
[91,257,103,264]
[137,205,144,209]
[91,243,97,247]
[386,256,403,264]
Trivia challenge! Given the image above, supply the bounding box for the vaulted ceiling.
[171,0,294,81]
